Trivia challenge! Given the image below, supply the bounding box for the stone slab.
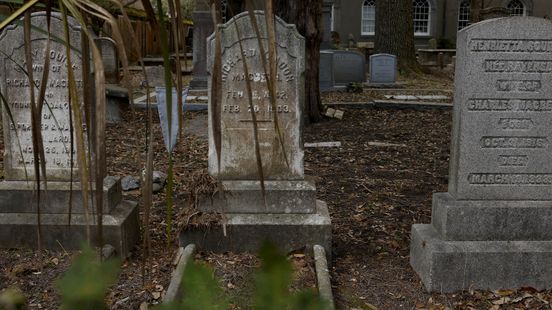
[180,200,331,254]
[0,12,85,181]
[319,50,335,91]
[198,179,317,214]
[207,11,305,181]
[190,11,213,90]
[333,50,365,86]
[432,192,552,241]
[0,200,139,257]
[369,53,397,84]
[0,176,122,214]
[448,17,552,200]
[410,224,552,292]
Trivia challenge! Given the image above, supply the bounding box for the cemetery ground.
[1,74,552,309]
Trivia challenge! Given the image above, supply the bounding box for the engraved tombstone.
[369,53,396,85]
[0,12,138,256]
[410,17,552,292]
[332,50,365,86]
[181,11,331,254]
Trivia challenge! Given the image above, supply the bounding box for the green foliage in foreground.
[1,243,326,309]
[56,246,120,310]
[161,242,327,310]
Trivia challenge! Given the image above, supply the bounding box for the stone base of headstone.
[0,176,139,257]
[410,192,552,292]
[189,77,208,90]
[180,200,331,256]
[106,84,129,124]
[199,179,317,214]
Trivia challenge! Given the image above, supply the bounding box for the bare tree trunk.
[470,0,483,23]
[375,0,420,73]
[275,0,323,123]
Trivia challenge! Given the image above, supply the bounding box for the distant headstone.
[0,12,138,256]
[190,9,214,89]
[410,17,552,292]
[182,11,330,255]
[332,50,365,86]
[321,4,332,49]
[97,37,119,84]
[369,53,397,85]
[319,50,334,91]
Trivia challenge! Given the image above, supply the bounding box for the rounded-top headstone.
[206,11,305,180]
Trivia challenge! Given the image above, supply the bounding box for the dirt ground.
[1,73,552,309]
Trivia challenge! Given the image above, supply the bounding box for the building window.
[508,0,526,16]
[331,4,335,31]
[458,0,470,30]
[413,0,431,36]
[361,0,376,35]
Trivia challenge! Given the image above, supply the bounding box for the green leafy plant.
[56,245,120,310]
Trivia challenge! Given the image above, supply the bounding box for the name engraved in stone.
[480,136,548,149]
[470,39,552,53]
[468,173,552,185]
[467,99,552,111]
[496,80,541,92]
[484,60,552,73]
[221,51,295,82]
[498,118,534,130]
[498,155,529,167]
[5,79,83,89]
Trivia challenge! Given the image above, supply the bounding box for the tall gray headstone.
[369,53,397,85]
[1,13,84,181]
[410,17,552,292]
[332,50,365,86]
[190,9,214,90]
[181,11,331,255]
[0,12,138,256]
[319,50,335,91]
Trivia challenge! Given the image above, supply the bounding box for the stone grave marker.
[369,53,397,85]
[410,16,552,292]
[97,37,119,84]
[0,12,138,256]
[332,50,365,86]
[319,50,335,91]
[181,11,331,255]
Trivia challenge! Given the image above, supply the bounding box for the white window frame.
[361,0,376,36]
[457,0,470,30]
[508,0,526,16]
[413,0,431,36]
[331,4,335,31]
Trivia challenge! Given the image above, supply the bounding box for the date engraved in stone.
[480,136,548,149]
[468,173,552,185]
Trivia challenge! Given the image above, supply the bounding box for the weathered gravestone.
[97,37,119,84]
[189,0,213,90]
[319,50,335,91]
[410,17,552,292]
[0,12,139,256]
[369,53,397,85]
[180,11,331,254]
[333,50,365,86]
